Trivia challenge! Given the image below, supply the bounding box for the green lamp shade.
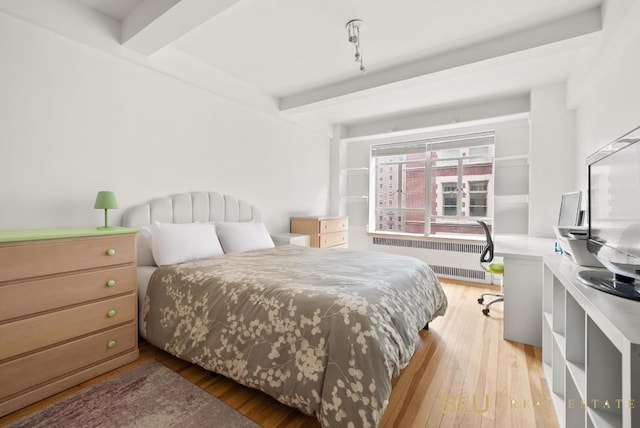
[94,191,118,229]
[94,191,118,209]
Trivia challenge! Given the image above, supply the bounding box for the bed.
[123,192,448,428]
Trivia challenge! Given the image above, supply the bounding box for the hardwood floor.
[0,280,558,428]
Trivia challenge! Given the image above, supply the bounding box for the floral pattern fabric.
[141,245,447,428]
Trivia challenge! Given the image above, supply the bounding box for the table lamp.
[94,191,118,230]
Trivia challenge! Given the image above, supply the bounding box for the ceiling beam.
[279,6,602,113]
[121,0,240,56]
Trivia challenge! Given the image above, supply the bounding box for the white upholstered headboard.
[122,191,262,266]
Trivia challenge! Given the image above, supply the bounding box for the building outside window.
[469,181,488,217]
[442,182,458,216]
[370,131,494,237]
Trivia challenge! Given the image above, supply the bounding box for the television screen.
[579,126,640,300]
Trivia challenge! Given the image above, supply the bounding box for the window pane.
[442,181,458,217]
[374,209,424,233]
[462,150,492,220]
[403,164,426,209]
[468,179,488,217]
[469,146,489,157]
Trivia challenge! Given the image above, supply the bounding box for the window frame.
[369,131,495,237]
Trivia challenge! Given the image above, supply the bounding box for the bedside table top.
[271,232,307,238]
[290,215,348,221]
[0,227,138,243]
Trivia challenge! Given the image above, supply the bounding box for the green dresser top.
[0,227,138,243]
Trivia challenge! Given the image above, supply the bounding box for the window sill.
[367,230,485,243]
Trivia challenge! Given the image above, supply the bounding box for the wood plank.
[0,280,558,428]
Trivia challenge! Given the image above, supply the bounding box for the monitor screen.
[579,126,640,300]
[557,191,581,227]
[588,135,640,276]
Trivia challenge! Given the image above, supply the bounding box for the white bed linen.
[136,266,156,337]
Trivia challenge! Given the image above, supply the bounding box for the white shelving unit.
[493,124,530,235]
[543,256,640,428]
[338,163,370,227]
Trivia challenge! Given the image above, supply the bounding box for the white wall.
[0,13,330,233]
[571,0,640,191]
[529,84,576,238]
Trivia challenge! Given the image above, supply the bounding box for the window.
[370,131,494,237]
[442,182,458,216]
[469,181,488,217]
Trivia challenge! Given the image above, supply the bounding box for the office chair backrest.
[478,220,494,263]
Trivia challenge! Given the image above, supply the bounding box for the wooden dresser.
[290,216,348,249]
[0,227,139,417]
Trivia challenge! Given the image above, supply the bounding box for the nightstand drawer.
[0,323,136,401]
[0,266,136,322]
[0,235,136,283]
[0,294,136,361]
[319,231,348,248]
[319,218,348,234]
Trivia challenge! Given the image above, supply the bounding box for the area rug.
[6,360,260,428]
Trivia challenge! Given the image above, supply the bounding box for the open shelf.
[543,256,638,428]
[339,195,368,201]
[494,155,529,166]
[566,361,586,399]
[566,370,586,428]
[588,408,623,428]
[587,317,622,425]
[340,167,369,175]
[493,194,529,204]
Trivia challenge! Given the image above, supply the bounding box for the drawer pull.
[107,340,117,349]
[106,279,116,287]
[106,249,116,256]
[107,309,117,318]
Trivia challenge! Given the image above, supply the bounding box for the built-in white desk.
[494,235,557,346]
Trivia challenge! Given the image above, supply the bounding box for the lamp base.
[96,226,115,230]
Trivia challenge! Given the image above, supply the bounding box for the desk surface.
[494,234,556,260]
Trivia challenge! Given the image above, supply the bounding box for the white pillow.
[149,221,224,266]
[215,222,275,254]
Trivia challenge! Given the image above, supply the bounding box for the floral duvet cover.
[141,245,447,427]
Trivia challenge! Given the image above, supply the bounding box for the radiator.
[371,236,489,282]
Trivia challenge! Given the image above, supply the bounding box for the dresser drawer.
[319,231,348,248]
[319,218,348,234]
[0,234,136,283]
[0,294,136,361]
[0,323,136,401]
[0,266,136,322]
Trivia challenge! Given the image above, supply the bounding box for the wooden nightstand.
[271,232,310,247]
[0,227,139,417]
[290,216,348,249]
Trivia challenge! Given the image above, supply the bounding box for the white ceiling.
[74,0,603,126]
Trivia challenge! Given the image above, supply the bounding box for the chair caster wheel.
[477,298,484,304]
[482,308,489,316]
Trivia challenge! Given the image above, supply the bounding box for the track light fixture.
[346,19,365,72]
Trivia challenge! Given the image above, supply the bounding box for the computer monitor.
[557,191,582,227]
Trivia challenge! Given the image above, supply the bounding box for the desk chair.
[477,220,504,316]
